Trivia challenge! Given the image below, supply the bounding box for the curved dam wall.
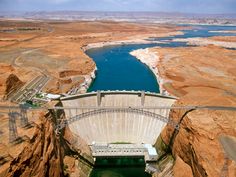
[61,91,176,145]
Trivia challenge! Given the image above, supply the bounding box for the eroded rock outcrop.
[3,108,93,177]
[5,111,64,177]
[133,46,236,177]
[173,156,193,177]
[0,63,38,100]
[0,64,24,99]
[159,76,236,176]
[0,20,184,95]
[4,74,24,97]
[161,101,236,176]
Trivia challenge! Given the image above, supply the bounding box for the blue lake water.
[87,44,159,93]
[86,25,236,177]
[87,25,236,93]
[159,25,236,40]
[87,25,236,94]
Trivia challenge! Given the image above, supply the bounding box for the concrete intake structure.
[61,91,176,145]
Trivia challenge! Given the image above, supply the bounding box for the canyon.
[0,18,236,177]
[131,45,236,176]
[0,20,183,96]
[0,20,184,177]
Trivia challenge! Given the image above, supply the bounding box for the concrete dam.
[61,91,176,145]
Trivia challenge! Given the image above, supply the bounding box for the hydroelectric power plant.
[1,15,236,177]
[3,91,178,176]
[60,91,177,171]
[61,91,176,145]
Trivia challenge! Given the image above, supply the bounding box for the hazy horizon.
[1,10,236,15]
[0,0,236,14]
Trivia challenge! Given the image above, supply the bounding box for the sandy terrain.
[131,45,236,176]
[2,19,236,177]
[132,45,236,103]
[210,36,236,42]
[0,20,186,176]
[151,46,236,99]
[173,36,236,48]
[83,31,183,50]
[0,20,184,98]
[209,30,236,34]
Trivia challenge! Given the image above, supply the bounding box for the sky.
[0,0,236,14]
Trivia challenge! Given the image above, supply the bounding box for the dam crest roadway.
[61,91,177,163]
[61,91,176,145]
[3,91,236,165]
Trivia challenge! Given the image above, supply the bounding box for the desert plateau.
[0,2,236,177]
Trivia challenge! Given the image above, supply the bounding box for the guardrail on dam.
[1,91,236,171]
[1,91,236,173]
[2,90,236,147]
[61,91,177,145]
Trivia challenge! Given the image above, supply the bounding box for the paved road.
[9,75,50,103]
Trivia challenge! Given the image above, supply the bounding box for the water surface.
[87,25,236,93]
[86,25,236,177]
[87,44,159,93]
[90,157,150,177]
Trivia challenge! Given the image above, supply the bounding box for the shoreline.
[82,31,184,51]
[68,39,165,95]
[75,31,184,95]
[209,30,236,34]
[67,66,97,95]
[130,48,172,96]
[173,37,236,49]
[82,39,165,51]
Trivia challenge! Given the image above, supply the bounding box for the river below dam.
[86,25,236,177]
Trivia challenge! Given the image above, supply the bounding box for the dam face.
[61,91,176,145]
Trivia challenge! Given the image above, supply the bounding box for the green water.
[90,157,151,177]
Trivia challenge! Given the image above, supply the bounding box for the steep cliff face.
[173,156,193,177]
[0,63,38,100]
[143,46,236,177]
[5,111,64,177]
[5,74,24,97]
[3,109,93,177]
[0,64,24,99]
[161,98,236,177]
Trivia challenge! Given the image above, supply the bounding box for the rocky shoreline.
[80,31,183,96]
[209,30,236,34]
[67,66,97,95]
[130,48,171,96]
[78,33,183,94]
[173,37,236,48]
[82,39,164,51]
[78,40,160,94]
[82,31,184,51]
